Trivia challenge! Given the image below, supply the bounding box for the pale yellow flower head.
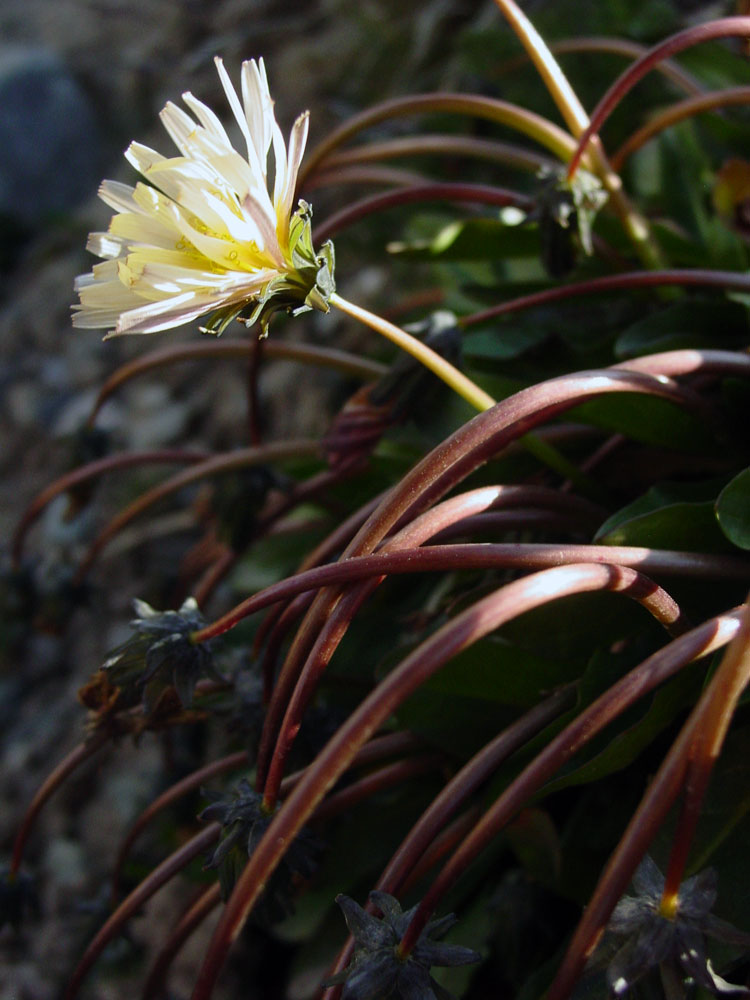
[73,57,334,339]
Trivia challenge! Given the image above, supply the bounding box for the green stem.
[330,293,597,491]
[330,292,495,412]
[492,0,665,269]
[493,0,589,136]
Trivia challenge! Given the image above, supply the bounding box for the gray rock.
[0,48,101,225]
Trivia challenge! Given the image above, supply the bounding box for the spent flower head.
[531,165,607,277]
[103,597,220,709]
[200,778,321,912]
[326,891,481,1000]
[73,57,334,339]
[598,855,750,997]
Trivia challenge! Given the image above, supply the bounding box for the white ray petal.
[182,91,231,147]
[98,180,140,214]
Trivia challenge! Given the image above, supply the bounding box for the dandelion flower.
[73,57,335,339]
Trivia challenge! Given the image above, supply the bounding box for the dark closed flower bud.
[326,891,480,1000]
[103,597,220,709]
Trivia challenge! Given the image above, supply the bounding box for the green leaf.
[388,216,541,261]
[567,394,712,450]
[595,480,734,552]
[716,467,750,550]
[544,664,700,793]
[462,325,550,362]
[417,636,581,708]
[614,300,750,359]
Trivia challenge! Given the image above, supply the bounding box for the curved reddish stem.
[313,753,446,823]
[73,440,320,581]
[547,602,750,1000]
[66,824,220,1000]
[298,92,577,189]
[142,883,222,1000]
[612,86,750,171]
[253,486,529,792]
[567,17,750,178]
[461,270,750,328]
[314,133,553,176]
[397,607,744,958]
[12,450,209,567]
[613,347,750,379]
[87,341,385,426]
[189,563,698,999]
[11,733,109,877]
[321,687,572,998]
[204,370,706,795]
[313,182,533,243]
[111,751,248,902]
[192,540,750,651]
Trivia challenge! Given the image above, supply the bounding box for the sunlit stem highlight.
[329,292,496,413]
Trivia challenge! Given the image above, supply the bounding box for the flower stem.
[662,595,750,903]
[460,269,750,328]
[567,17,750,180]
[492,0,665,270]
[299,93,585,189]
[329,292,496,412]
[493,0,589,136]
[11,734,109,878]
[329,293,597,491]
[611,86,750,171]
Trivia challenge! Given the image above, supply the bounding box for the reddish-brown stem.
[545,38,705,97]
[192,540,749,650]
[244,370,701,803]
[567,17,750,178]
[254,486,526,794]
[138,736,421,1000]
[313,134,553,176]
[397,607,744,959]
[189,465,352,611]
[259,593,315,705]
[298,93,578,190]
[662,597,750,902]
[10,733,109,877]
[12,450,210,567]
[313,754,446,823]
[321,687,573,998]
[307,164,428,190]
[192,549,238,609]
[142,882,222,1000]
[461,269,750,328]
[111,751,248,902]
[87,341,385,426]
[66,824,220,1000]
[313,182,533,244]
[547,602,750,1000]
[612,86,750,170]
[73,440,320,582]
[398,808,483,898]
[189,563,701,999]
[253,493,388,701]
[613,347,750,380]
